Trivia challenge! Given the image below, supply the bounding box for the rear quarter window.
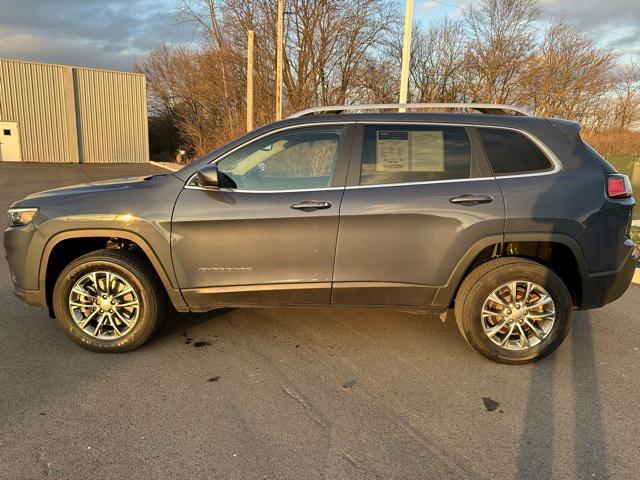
[478,128,553,175]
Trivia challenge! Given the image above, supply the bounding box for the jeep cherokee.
[4,103,636,363]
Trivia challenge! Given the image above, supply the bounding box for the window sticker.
[376,131,409,172]
[409,131,444,172]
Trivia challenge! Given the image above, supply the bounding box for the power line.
[427,0,639,47]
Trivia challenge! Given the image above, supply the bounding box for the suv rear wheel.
[52,249,165,353]
[455,257,572,364]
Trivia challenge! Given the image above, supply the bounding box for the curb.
[150,161,181,172]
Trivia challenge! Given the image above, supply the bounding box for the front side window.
[477,128,552,175]
[216,126,344,191]
[360,125,472,186]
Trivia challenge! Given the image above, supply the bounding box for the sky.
[0,0,638,72]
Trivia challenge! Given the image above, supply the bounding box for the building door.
[0,122,22,161]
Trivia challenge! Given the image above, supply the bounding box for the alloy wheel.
[68,270,140,340]
[480,280,556,351]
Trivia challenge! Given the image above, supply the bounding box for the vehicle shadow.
[515,311,608,479]
[152,307,232,341]
[514,139,616,478]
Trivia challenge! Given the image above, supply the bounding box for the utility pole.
[247,29,254,132]
[399,0,414,112]
[275,0,284,121]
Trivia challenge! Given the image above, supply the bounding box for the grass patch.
[632,227,640,258]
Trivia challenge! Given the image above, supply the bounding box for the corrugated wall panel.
[75,68,149,163]
[0,59,73,162]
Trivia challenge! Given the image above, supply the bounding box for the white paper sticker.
[410,131,444,172]
[376,131,409,172]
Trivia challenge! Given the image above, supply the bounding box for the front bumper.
[580,240,637,310]
[5,222,48,309]
[13,286,46,308]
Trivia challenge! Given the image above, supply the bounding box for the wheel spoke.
[72,286,96,299]
[104,272,112,295]
[113,286,133,299]
[107,314,122,336]
[527,311,555,319]
[486,319,509,338]
[117,301,139,309]
[524,319,545,339]
[70,300,93,308]
[516,323,530,348]
[93,315,106,337]
[488,293,508,308]
[527,295,553,309]
[508,281,518,303]
[90,272,99,293]
[114,309,135,328]
[524,282,533,304]
[500,324,516,345]
[77,308,100,329]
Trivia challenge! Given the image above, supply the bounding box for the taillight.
[606,174,633,199]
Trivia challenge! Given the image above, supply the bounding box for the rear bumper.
[580,241,637,310]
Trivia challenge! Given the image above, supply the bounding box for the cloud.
[0,0,192,71]
[540,0,640,52]
[417,1,438,12]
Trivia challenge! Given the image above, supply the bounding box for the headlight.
[7,208,38,227]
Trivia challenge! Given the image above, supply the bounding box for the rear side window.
[360,125,471,185]
[478,128,552,175]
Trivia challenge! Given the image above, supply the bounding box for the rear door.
[172,124,353,309]
[332,122,505,306]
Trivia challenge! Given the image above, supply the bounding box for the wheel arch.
[41,229,187,315]
[433,233,588,309]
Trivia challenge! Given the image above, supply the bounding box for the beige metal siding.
[0,59,75,162]
[75,68,149,163]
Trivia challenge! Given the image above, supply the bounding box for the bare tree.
[410,19,466,103]
[463,0,539,104]
[611,60,640,131]
[523,21,615,124]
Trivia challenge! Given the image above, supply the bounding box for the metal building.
[0,59,149,163]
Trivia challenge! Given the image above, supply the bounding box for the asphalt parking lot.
[1,163,638,480]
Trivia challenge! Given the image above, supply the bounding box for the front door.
[172,124,353,309]
[332,123,505,306]
[0,122,21,161]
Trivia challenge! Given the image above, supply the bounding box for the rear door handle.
[290,201,332,211]
[449,194,494,206]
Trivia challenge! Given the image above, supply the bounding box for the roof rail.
[288,103,531,118]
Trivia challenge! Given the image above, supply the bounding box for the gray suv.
[4,104,636,363]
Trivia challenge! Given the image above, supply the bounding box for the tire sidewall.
[460,262,572,364]
[53,255,157,352]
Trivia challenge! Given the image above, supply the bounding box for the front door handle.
[290,201,332,211]
[449,194,494,206]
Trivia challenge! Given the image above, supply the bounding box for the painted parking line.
[634,269,640,285]
[150,161,181,172]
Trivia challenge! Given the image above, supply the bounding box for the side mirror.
[195,164,219,189]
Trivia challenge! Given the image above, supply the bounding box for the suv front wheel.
[52,249,165,353]
[455,257,572,364]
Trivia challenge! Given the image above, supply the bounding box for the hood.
[23,175,159,200]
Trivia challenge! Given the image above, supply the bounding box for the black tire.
[53,249,165,353]
[454,257,572,364]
